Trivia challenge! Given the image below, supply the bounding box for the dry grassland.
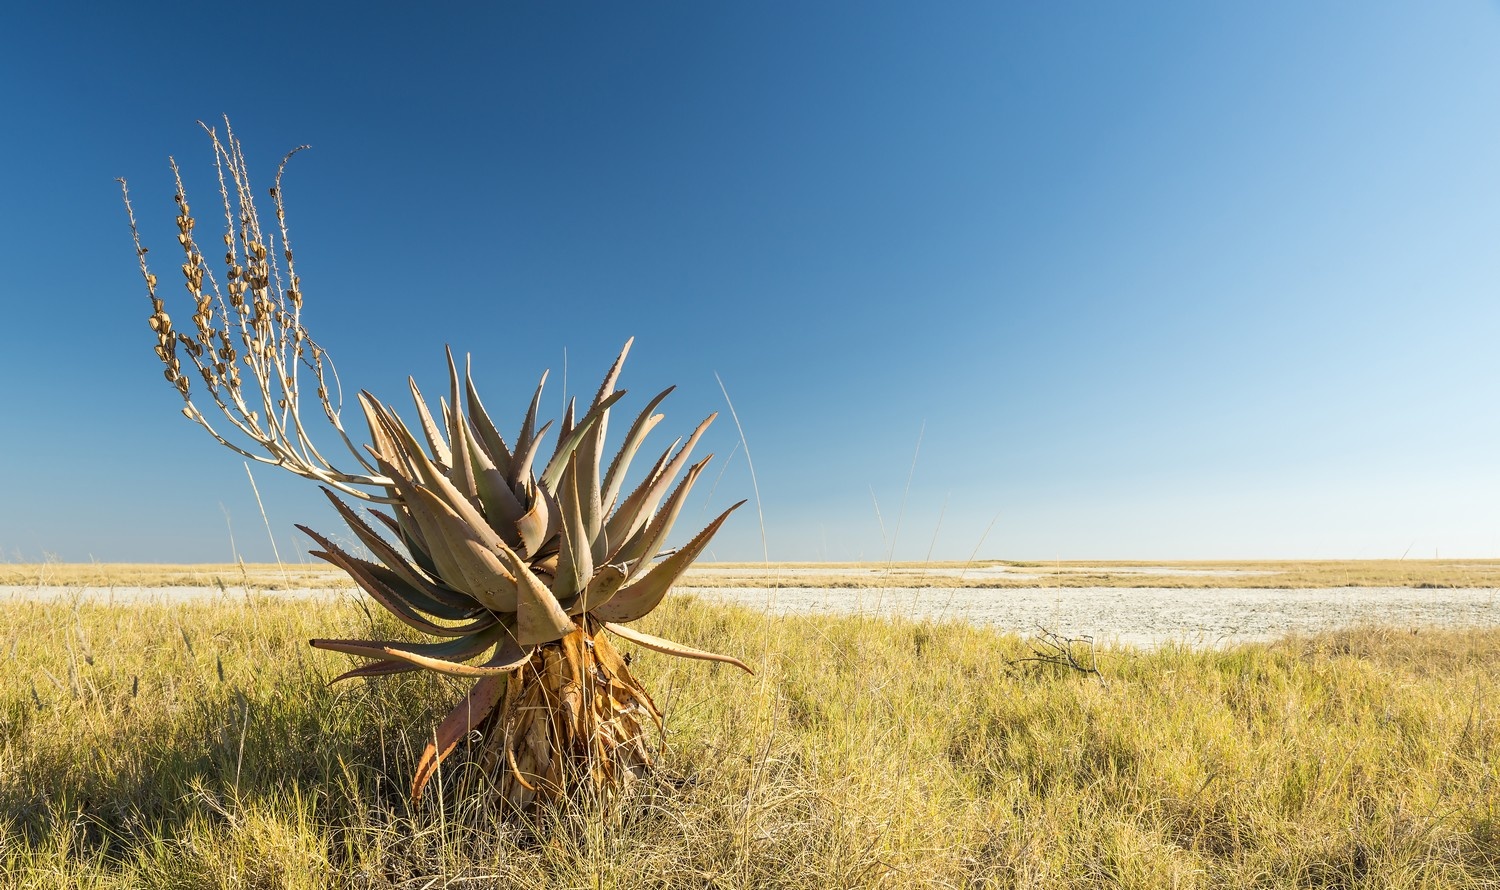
[5,558,1500,590]
[2,593,1497,888]
[0,563,350,590]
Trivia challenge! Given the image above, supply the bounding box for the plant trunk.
[476,620,663,811]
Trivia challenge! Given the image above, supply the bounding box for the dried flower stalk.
[120,119,387,501]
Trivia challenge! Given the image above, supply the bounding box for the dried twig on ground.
[1011,628,1107,687]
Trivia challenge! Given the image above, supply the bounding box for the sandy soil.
[6,583,1498,648]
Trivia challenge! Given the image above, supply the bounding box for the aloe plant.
[120,121,748,809]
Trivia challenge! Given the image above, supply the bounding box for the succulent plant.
[121,120,748,810]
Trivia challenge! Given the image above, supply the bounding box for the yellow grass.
[0,562,351,589]
[2,593,1497,887]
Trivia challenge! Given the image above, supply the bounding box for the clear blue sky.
[2,2,1499,564]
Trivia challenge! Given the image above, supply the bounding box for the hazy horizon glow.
[2,3,1498,563]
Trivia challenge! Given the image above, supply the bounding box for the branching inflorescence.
[121,120,749,811]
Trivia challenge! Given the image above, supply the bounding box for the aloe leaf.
[603,413,714,552]
[302,527,492,635]
[411,675,508,802]
[556,397,576,455]
[600,386,673,515]
[468,437,527,540]
[612,456,710,572]
[361,398,423,485]
[589,339,632,409]
[383,415,522,569]
[438,396,452,450]
[601,621,752,675]
[317,489,473,616]
[602,438,677,550]
[510,419,553,489]
[447,409,480,501]
[577,416,604,561]
[440,352,480,500]
[359,391,394,457]
[514,371,548,463]
[371,456,467,584]
[514,485,551,559]
[419,457,525,566]
[552,463,582,598]
[382,405,467,504]
[622,413,715,542]
[323,641,528,679]
[476,633,533,672]
[465,356,514,477]
[591,501,743,623]
[577,342,630,530]
[552,456,593,599]
[392,507,436,573]
[311,620,512,676]
[408,377,453,470]
[369,506,440,579]
[497,546,575,646]
[540,480,563,544]
[407,485,520,612]
[537,390,625,494]
[358,393,406,497]
[333,547,474,620]
[571,564,626,616]
[330,659,420,684]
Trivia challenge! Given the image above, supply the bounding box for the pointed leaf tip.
[602,622,753,675]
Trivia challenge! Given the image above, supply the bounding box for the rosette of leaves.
[307,343,748,807]
[119,121,748,812]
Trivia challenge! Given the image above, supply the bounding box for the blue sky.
[2,2,1499,563]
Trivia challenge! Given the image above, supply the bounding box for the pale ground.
[6,577,1498,647]
[678,584,1500,647]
